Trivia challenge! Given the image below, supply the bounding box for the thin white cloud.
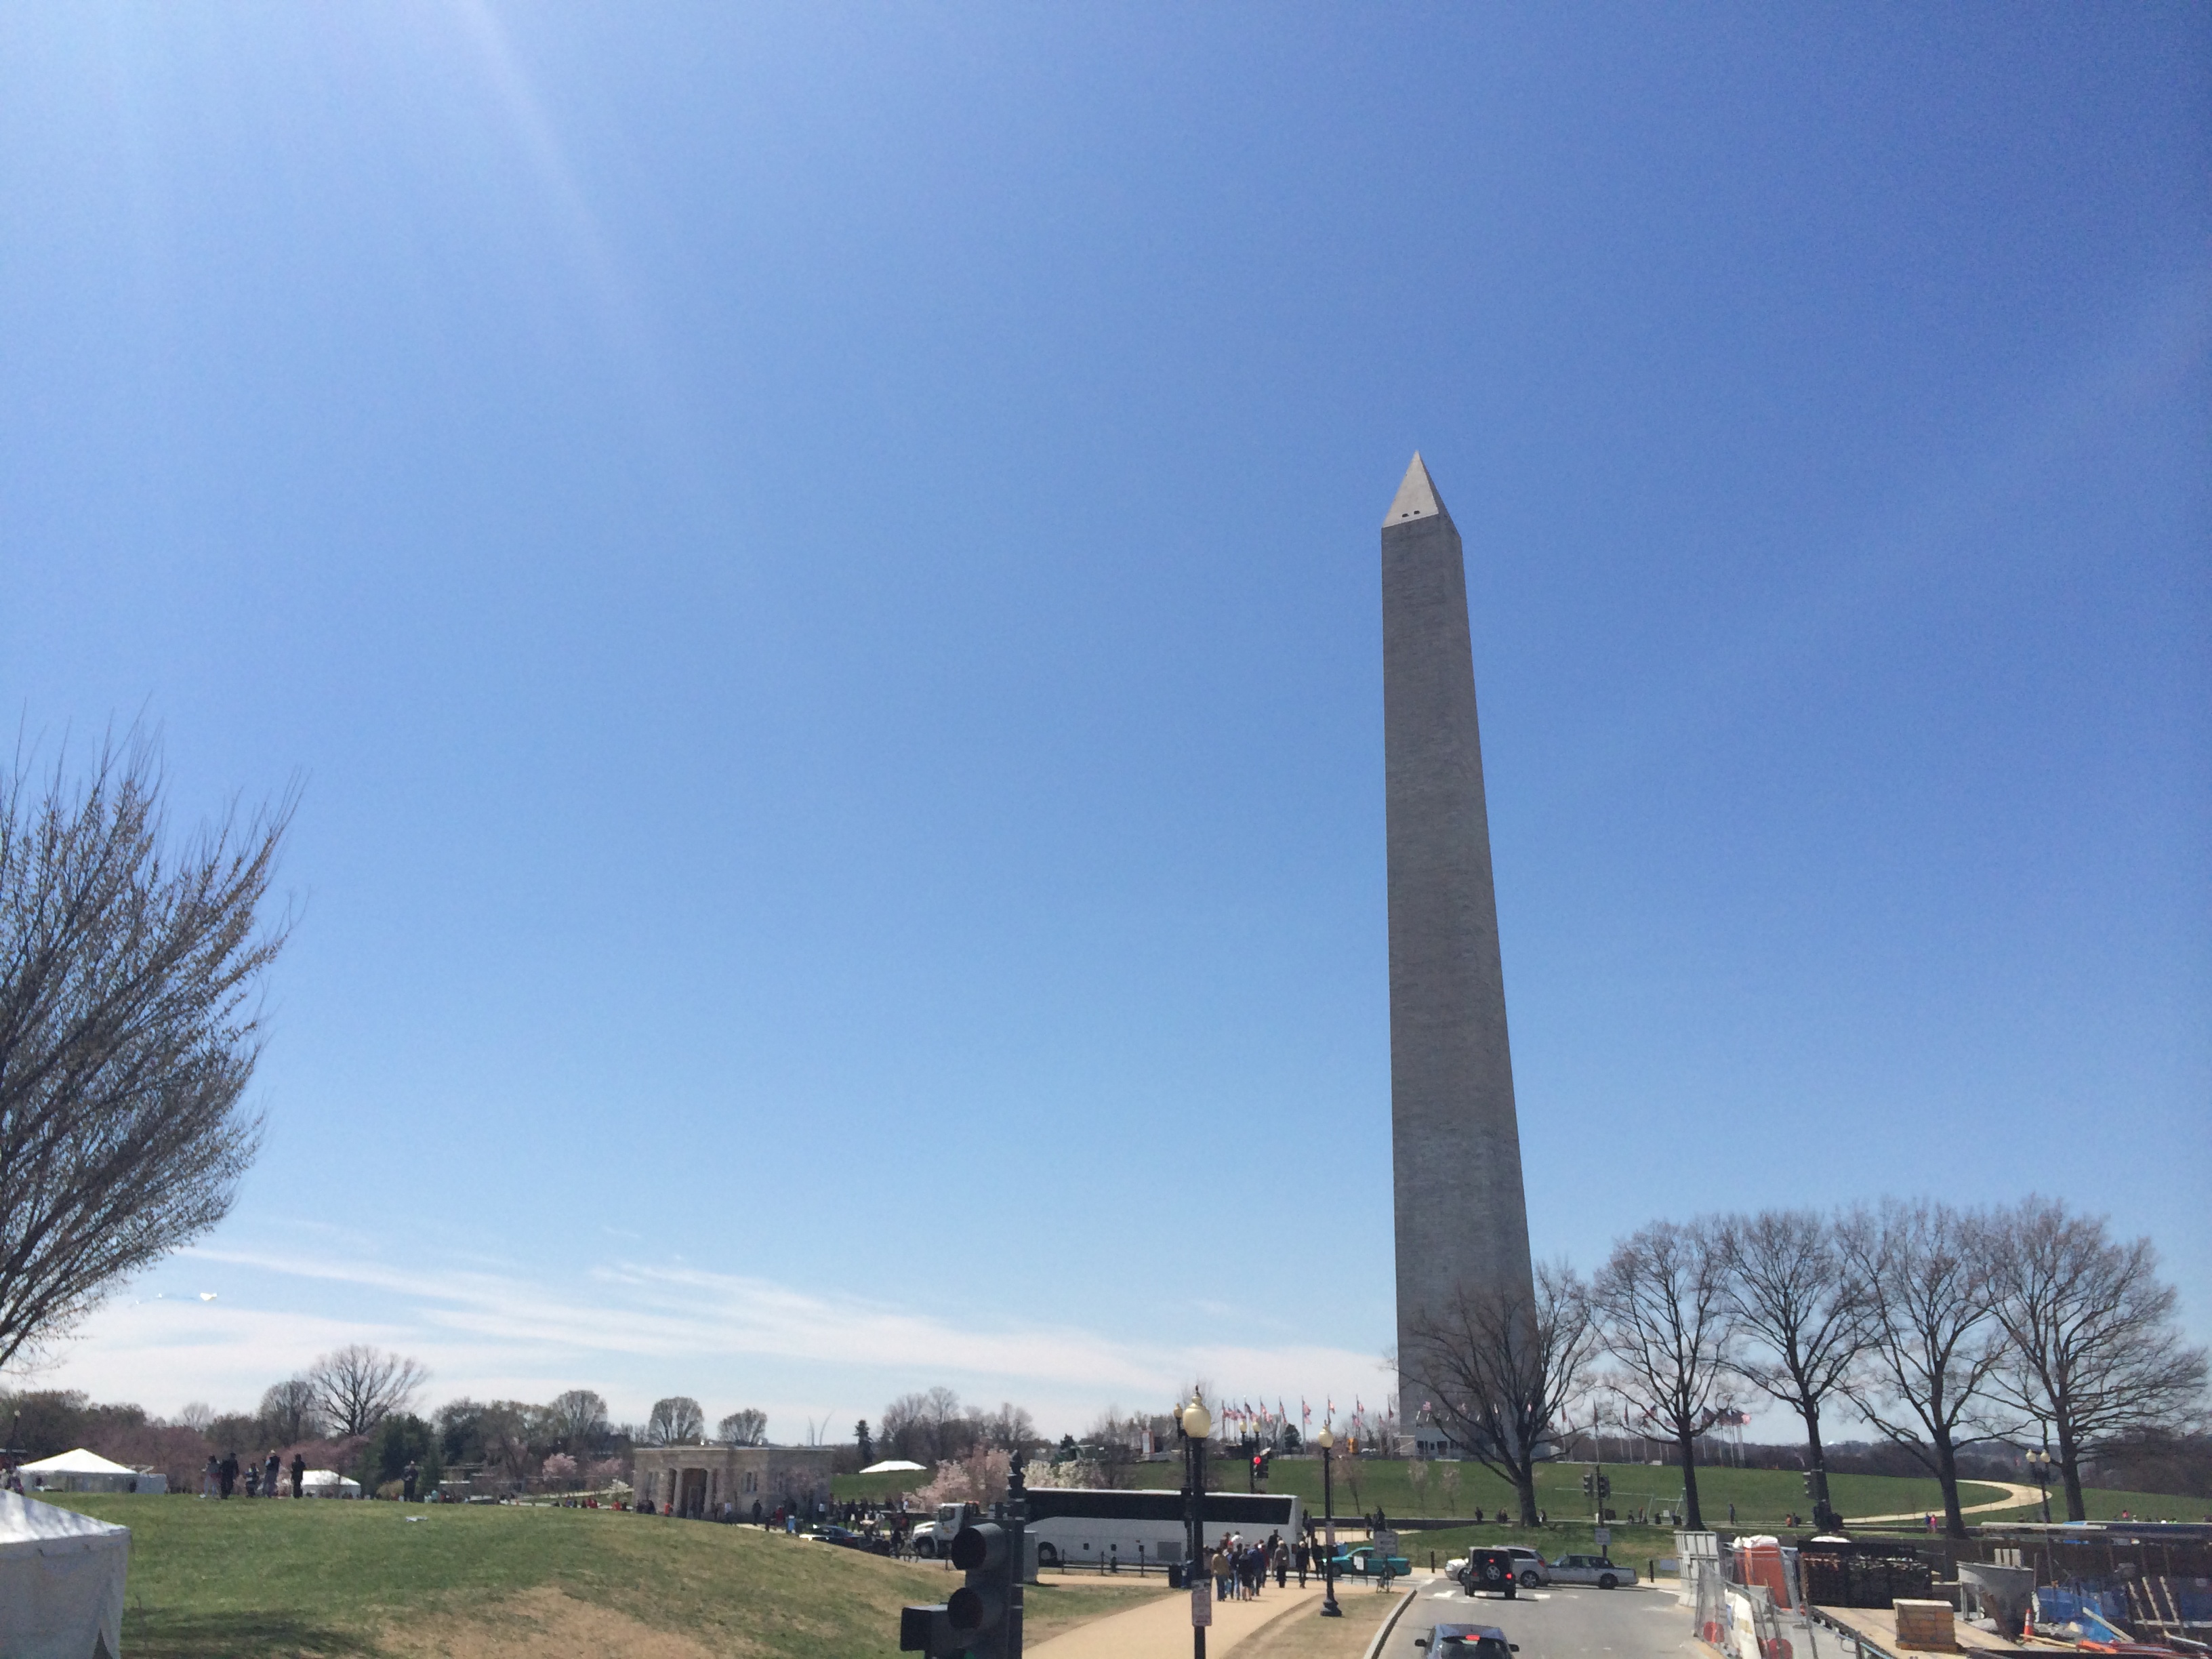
[31,1243,1385,1437]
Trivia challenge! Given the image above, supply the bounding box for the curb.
[1361,1582,1420,1659]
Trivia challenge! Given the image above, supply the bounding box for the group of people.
[201,1450,307,1499]
[1204,1532,1291,1600]
[196,1450,425,1501]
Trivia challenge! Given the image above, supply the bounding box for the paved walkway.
[1845,1482,2043,1525]
[1029,1579,1340,1658]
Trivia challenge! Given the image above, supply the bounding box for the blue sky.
[3,4,2205,1441]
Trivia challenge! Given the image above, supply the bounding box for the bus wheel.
[1038,1543,1060,1568]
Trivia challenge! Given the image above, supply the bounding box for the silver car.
[1504,1547,1549,1586]
[1548,1553,1636,1589]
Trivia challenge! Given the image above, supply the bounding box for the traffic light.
[1581,1471,1594,1497]
[899,1521,1013,1658]
[950,1521,1013,1659]
[1597,1474,1611,1498]
[1803,1472,1816,1500]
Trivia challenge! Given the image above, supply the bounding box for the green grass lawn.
[49,1496,1160,1659]
[1114,1456,2011,1532]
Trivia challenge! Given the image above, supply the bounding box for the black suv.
[1457,1547,1521,1598]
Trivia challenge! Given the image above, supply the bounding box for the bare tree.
[647,1395,705,1446]
[1838,1198,2010,1537]
[1986,1197,2208,1521]
[258,1376,324,1444]
[1720,1208,1871,1529]
[544,1389,609,1457]
[0,741,293,1373]
[1412,1261,1598,1525]
[481,1401,538,1481]
[981,1401,1036,1452]
[1591,1217,1736,1530]
[308,1344,428,1437]
[717,1407,767,1446]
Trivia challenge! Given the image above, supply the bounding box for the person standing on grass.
[291,1454,306,1499]
[219,1450,238,1498]
[202,1456,219,1498]
[265,1451,281,1498]
[403,1460,419,1502]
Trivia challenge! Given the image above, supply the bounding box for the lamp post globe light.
[1179,1400,1212,1659]
[2027,1450,2053,1524]
[1316,1429,1340,1618]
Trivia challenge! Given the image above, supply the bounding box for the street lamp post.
[1317,1429,1341,1618]
[2027,1450,2053,1525]
[1179,1400,1212,1659]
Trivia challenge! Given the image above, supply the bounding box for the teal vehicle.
[1330,1543,1411,1579]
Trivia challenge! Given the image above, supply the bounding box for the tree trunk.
[1802,1403,1837,1528]
[1678,1430,1704,1531]
[1514,1462,1539,1527]
[2056,1420,2087,1523]
[1932,1430,1967,1538]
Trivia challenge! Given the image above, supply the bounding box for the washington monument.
[1382,452,1535,1450]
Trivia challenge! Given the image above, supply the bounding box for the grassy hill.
[1110,1456,2011,1528]
[49,1496,1167,1659]
[1103,1457,2199,1530]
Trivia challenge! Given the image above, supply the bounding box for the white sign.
[1594,1527,1612,1547]
[1375,1530,1400,1557]
[1191,1582,1212,1627]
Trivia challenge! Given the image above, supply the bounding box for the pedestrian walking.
[1274,1538,1288,1589]
[1294,1538,1309,1586]
[202,1456,220,1499]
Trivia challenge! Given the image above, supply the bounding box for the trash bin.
[1168,1562,1186,1589]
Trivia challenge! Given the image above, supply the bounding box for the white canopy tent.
[0,1490,129,1658]
[857,1460,928,1475]
[300,1469,361,1498]
[16,1449,163,1495]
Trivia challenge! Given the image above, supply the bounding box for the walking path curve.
[1844,1482,2044,1525]
[1029,1578,1338,1658]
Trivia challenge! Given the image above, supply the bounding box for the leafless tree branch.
[0,737,293,1374]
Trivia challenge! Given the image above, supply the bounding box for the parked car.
[1456,1547,1521,1598]
[812,1524,886,1554]
[1330,1544,1411,1579]
[1419,1625,1522,1659]
[1548,1553,1635,1589]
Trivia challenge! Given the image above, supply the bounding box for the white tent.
[16,1449,162,1495]
[0,1490,129,1658]
[300,1469,361,1498]
[858,1460,928,1475]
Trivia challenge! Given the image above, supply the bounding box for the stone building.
[630,1443,838,1519]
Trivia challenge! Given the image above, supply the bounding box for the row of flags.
[1197,1394,1380,1439]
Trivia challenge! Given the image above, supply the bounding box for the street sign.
[1375,1530,1400,1557]
[1594,1528,1611,1547]
[1191,1582,1212,1627]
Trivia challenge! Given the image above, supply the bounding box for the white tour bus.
[1022,1488,1304,1572]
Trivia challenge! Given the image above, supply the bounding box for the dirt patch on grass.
[382,1585,736,1658]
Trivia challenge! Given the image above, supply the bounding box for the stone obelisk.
[1382,452,1535,1451]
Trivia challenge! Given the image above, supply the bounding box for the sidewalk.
[1846,1483,2044,1525]
[1029,1579,1338,1658]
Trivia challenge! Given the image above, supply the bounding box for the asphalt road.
[1381,1576,1700,1659]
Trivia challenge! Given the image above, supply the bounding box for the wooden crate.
[1893,1598,1957,1651]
